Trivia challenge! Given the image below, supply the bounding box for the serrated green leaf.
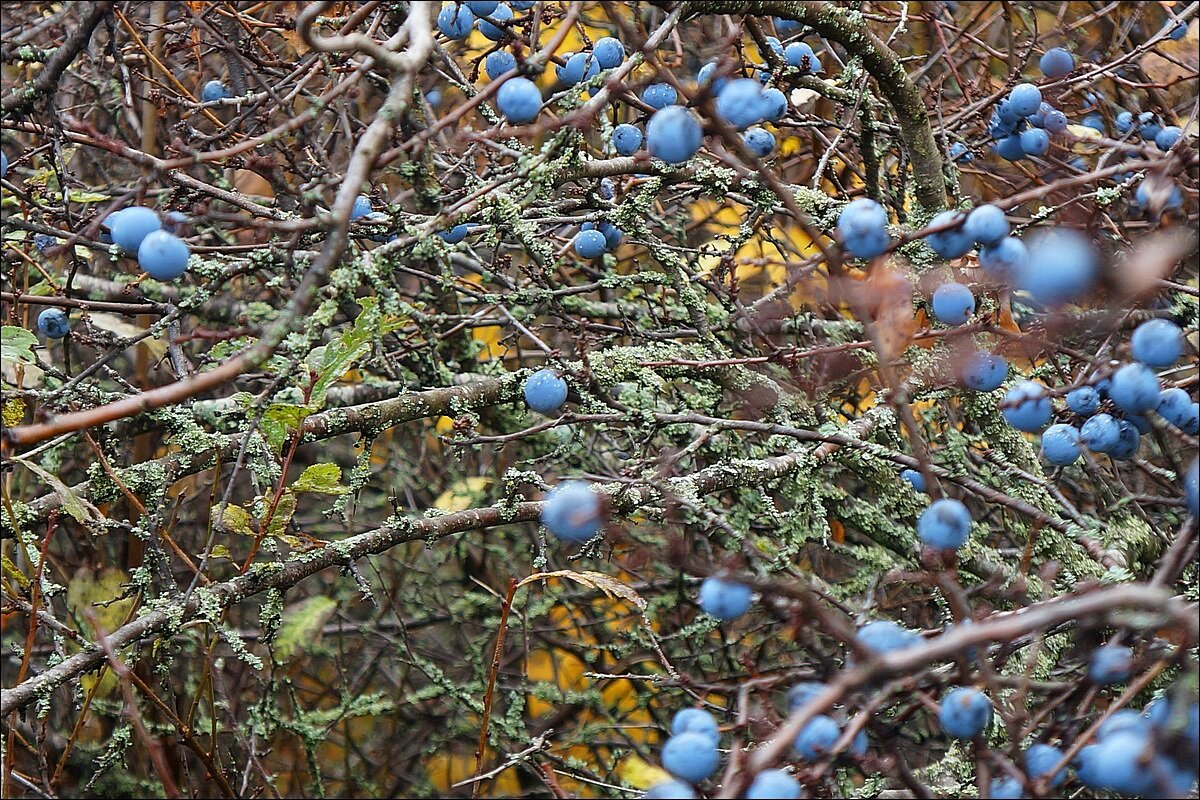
[264,490,296,539]
[211,504,255,535]
[260,403,310,452]
[307,297,406,407]
[292,463,350,495]
[1,326,38,367]
[274,596,338,662]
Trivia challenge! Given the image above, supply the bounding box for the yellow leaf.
[616,755,672,790]
[433,476,493,512]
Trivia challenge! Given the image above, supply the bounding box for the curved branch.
[1,2,115,118]
[675,0,948,210]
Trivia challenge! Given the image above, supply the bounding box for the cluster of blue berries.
[104,206,192,280]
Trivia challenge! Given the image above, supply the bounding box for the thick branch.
[1,2,115,117]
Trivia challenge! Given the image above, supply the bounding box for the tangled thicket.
[0,2,1197,798]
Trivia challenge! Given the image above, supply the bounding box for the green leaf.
[211,504,255,536]
[13,456,100,526]
[292,463,350,495]
[274,596,338,662]
[307,297,406,407]
[263,490,296,539]
[67,190,111,204]
[1,326,38,367]
[260,403,310,453]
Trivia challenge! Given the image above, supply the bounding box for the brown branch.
[1,2,115,117]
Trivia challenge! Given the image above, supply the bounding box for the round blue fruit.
[524,368,567,413]
[1157,388,1199,434]
[646,106,703,164]
[1115,110,1135,133]
[671,708,719,744]
[787,681,827,711]
[642,83,678,109]
[961,351,1007,391]
[425,88,441,108]
[1130,318,1183,367]
[1040,47,1075,77]
[476,3,513,40]
[794,715,840,760]
[746,770,801,799]
[1089,644,1133,685]
[1041,423,1082,465]
[201,80,228,102]
[925,211,974,259]
[856,620,920,655]
[350,195,372,219]
[837,198,891,260]
[900,468,926,493]
[715,78,766,130]
[1138,112,1162,141]
[1098,709,1153,740]
[439,223,469,243]
[964,204,1009,246]
[485,50,516,79]
[642,780,697,799]
[109,206,162,253]
[989,777,1023,799]
[497,77,542,123]
[1066,385,1101,415]
[0,151,7,178]
[137,230,190,280]
[37,308,70,339]
[699,577,752,620]
[541,481,604,543]
[759,87,787,122]
[1002,381,1052,431]
[1075,731,1156,794]
[1155,125,1182,151]
[464,0,498,13]
[1018,229,1097,306]
[939,687,992,739]
[978,236,1027,281]
[1043,109,1068,133]
[557,52,600,86]
[931,282,975,325]
[1081,112,1105,133]
[593,37,624,69]
[995,134,1026,161]
[1108,419,1141,460]
[948,142,972,163]
[612,123,643,156]
[574,229,608,259]
[1025,743,1067,787]
[1081,413,1120,452]
[1108,362,1161,414]
[742,127,776,157]
[1020,127,1050,157]
[696,61,726,92]
[437,3,475,38]
[661,732,719,784]
[1186,459,1198,516]
[918,498,971,550]
[1008,83,1042,117]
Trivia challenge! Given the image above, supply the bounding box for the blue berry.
[979,236,1027,281]
[201,80,228,102]
[557,52,600,86]
[696,62,727,93]
[597,221,623,251]
[925,211,974,259]
[1098,709,1153,740]
[1020,127,1050,156]
[137,230,190,280]
[464,1,497,13]
[964,204,1009,246]
[0,151,7,178]
[1109,362,1161,414]
[671,708,720,745]
[1155,125,1184,151]
[646,106,703,164]
[425,88,441,108]
[900,468,926,493]
[37,308,70,339]
[574,229,608,259]
[1029,102,1052,128]
[774,16,802,34]
[760,87,787,122]
[1089,644,1133,685]
[661,733,719,783]
[1168,18,1188,39]
[1066,386,1101,415]
[439,223,469,243]
[1076,731,1156,794]
[995,134,1026,161]
[699,577,752,620]
[33,233,57,252]
[742,127,776,157]
[787,681,827,711]
[496,77,542,123]
[948,142,972,163]
[1186,459,1198,516]
[794,715,840,760]
[918,498,971,550]
[715,78,766,130]
[1081,112,1105,133]
[961,351,1007,391]
[837,198,891,260]
[476,3,513,40]
[1018,229,1097,306]
[524,368,568,413]
[939,688,992,739]
[1126,413,1151,434]
[598,177,615,200]
[1003,381,1052,431]
[1040,47,1075,77]
[1108,419,1141,460]
[541,481,604,543]
[350,195,372,219]
[437,3,475,38]
[1115,110,1135,134]
[931,282,975,325]
[642,780,697,799]
[1043,109,1068,133]
[1081,413,1120,452]
[856,620,920,655]
[109,206,162,253]
[1008,83,1042,117]
[1025,743,1067,787]
[1157,388,1199,434]
[784,41,816,71]
[485,50,516,79]
[1041,424,1082,465]
[746,770,801,799]
[642,83,677,109]
[1131,319,1183,367]
[593,37,624,69]
[1138,112,1161,141]
[612,123,643,155]
[988,777,1023,799]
